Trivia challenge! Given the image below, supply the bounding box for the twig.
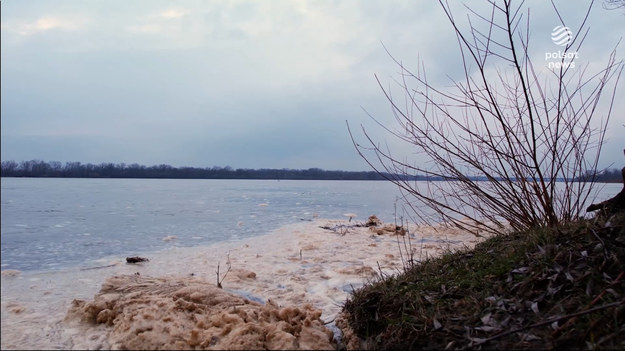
[553,270,625,337]
[468,300,625,348]
[216,253,232,289]
[322,317,336,325]
[590,271,624,306]
[590,228,609,264]
[80,263,117,271]
[216,263,221,288]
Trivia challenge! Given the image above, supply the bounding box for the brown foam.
[2,218,485,349]
[66,274,334,350]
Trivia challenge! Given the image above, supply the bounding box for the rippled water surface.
[1,176,621,350]
[2,177,621,273]
[1,178,403,272]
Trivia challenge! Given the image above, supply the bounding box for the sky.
[1,0,623,172]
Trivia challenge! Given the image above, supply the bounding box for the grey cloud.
[1,0,623,171]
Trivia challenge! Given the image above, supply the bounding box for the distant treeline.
[0,160,419,181]
[579,167,625,183]
[1,160,621,182]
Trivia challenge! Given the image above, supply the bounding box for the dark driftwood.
[586,167,625,213]
[126,256,149,264]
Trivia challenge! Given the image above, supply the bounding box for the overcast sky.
[1,0,623,171]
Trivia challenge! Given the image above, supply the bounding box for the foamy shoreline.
[1,217,483,350]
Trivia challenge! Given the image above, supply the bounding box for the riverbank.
[339,213,625,349]
[1,217,482,349]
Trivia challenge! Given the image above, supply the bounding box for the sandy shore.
[1,217,483,350]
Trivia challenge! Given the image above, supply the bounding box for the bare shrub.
[349,0,623,235]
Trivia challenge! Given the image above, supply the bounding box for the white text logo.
[546,25,578,69]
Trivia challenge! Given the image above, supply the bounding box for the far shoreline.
[4,160,621,182]
[1,175,621,183]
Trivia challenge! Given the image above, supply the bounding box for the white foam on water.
[1,218,483,350]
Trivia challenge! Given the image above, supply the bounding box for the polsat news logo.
[546,25,578,69]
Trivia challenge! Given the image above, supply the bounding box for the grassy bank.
[338,213,625,350]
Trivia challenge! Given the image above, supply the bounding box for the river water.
[1,178,403,273]
[0,177,620,349]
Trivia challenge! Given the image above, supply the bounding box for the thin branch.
[469,300,625,348]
